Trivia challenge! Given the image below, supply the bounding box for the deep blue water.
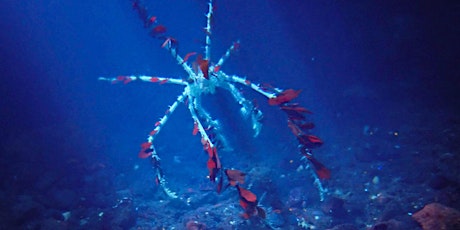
[1,0,459,229]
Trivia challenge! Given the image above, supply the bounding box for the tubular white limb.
[101,0,328,205]
[204,0,213,61]
[147,89,188,143]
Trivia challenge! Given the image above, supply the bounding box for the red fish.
[149,129,157,136]
[207,155,221,182]
[123,77,132,84]
[195,55,210,79]
[217,173,223,193]
[113,75,126,83]
[281,103,313,114]
[297,134,323,149]
[207,158,217,180]
[301,148,331,179]
[150,25,167,37]
[236,185,266,219]
[287,119,303,136]
[138,142,153,158]
[182,52,197,64]
[192,121,199,135]
[289,118,315,131]
[132,0,139,9]
[268,89,301,106]
[143,15,157,28]
[232,41,241,51]
[204,143,221,181]
[203,140,213,157]
[283,109,306,121]
[132,0,149,25]
[288,120,322,146]
[150,76,159,82]
[148,16,157,24]
[113,75,132,84]
[140,142,151,149]
[225,169,246,186]
[199,60,210,79]
[309,156,331,179]
[260,83,276,93]
[298,122,315,130]
[138,150,152,159]
[238,186,257,202]
[281,104,311,120]
[161,37,178,49]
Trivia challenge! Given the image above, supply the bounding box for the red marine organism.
[161,37,178,49]
[237,185,266,219]
[233,41,241,50]
[138,150,152,159]
[112,75,133,84]
[148,16,157,24]
[300,148,331,179]
[225,169,246,186]
[204,143,221,182]
[298,122,315,130]
[182,52,197,64]
[138,142,153,159]
[281,97,329,180]
[281,103,313,120]
[149,129,157,136]
[268,89,301,105]
[192,121,199,135]
[297,134,323,149]
[287,119,302,136]
[309,156,331,179]
[217,169,246,193]
[132,1,147,22]
[185,220,207,230]
[150,25,167,37]
[195,55,210,79]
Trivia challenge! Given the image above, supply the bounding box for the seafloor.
[1,103,459,229]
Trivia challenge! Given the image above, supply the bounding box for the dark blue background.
[1,0,458,227]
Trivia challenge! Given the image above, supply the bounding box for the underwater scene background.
[1,0,459,229]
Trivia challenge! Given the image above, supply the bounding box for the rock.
[48,188,79,209]
[265,212,285,227]
[11,195,44,224]
[321,197,346,218]
[428,175,452,190]
[326,223,359,230]
[287,187,308,208]
[37,218,68,230]
[412,203,460,230]
[354,145,377,162]
[185,220,207,230]
[35,172,58,191]
[379,200,403,221]
[103,198,137,230]
[368,219,405,230]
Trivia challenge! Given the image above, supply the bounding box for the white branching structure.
[100,0,329,219]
